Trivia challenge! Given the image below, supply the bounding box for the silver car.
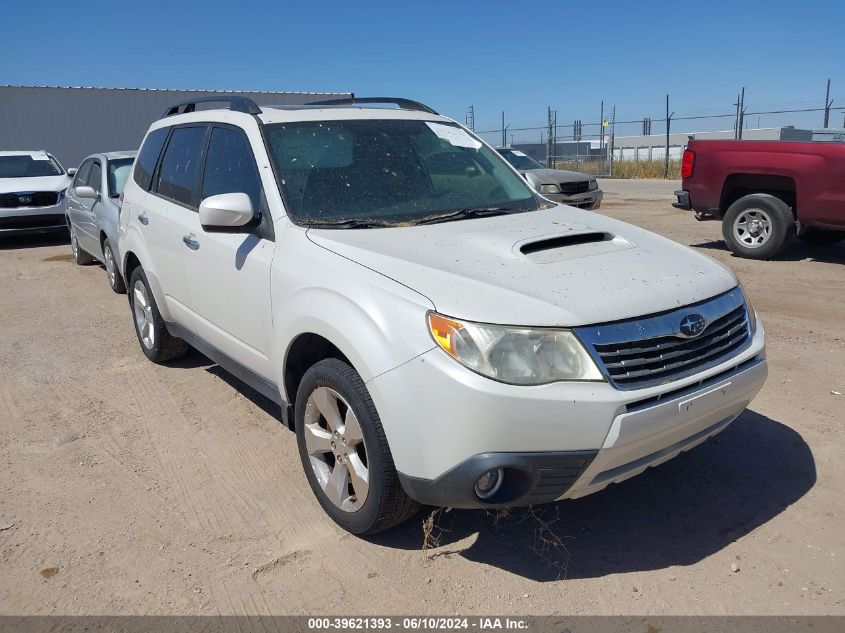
[65,151,136,293]
[497,147,602,209]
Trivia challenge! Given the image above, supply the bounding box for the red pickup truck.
[674,139,845,259]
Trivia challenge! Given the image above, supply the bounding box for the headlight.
[427,312,603,385]
[740,285,758,336]
[588,179,598,191]
[539,184,560,194]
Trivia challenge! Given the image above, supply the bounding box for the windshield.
[499,150,545,171]
[264,120,538,226]
[107,158,134,196]
[0,155,64,178]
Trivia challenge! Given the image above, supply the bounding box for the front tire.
[103,239,126,294]
[295,358,418,535]
[128,266,188,363]
[721,194,794,260]
[69,221,95,265]
[797,228,845,246]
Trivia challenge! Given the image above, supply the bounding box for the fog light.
[474,468,504,499]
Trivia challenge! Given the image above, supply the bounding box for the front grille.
[0,191,60,209]
[0,213,66,230]
[560,181,590,195]
[575,287,752,390]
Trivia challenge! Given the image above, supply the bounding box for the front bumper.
[368,319,766,509]
[0,203,67,235]
[545,190,602,209]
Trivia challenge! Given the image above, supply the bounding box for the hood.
[522,168,592,183]
[0,175,71,194]
[307,206,738,327]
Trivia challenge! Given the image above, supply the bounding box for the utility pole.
[738,87,746,139]
[734,92,741,139]
[664,94,674,178]
[599,100,605,152]
[465,105,475,131]
[501,111,506,147]
[824,79,832,128]
[609,105,616,178]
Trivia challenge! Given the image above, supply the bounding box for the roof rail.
[159,95,261,119]
[305,96,439,115]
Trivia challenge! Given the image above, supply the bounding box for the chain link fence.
[470,85,845,178]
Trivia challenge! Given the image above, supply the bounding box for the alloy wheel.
[70,226,79,260]
[132,280,156,350]
[303,386,369,512]
[104,244,117,287]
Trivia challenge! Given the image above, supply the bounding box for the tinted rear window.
[133,128,169,190]
[155,126,207,206]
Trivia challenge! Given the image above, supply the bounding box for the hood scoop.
[515,231,633,263]
[519,232,610,254]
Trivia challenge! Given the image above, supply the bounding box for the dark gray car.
[65,151,136,293]
[497,148,602,209]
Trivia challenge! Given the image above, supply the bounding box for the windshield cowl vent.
[519,232,611,255]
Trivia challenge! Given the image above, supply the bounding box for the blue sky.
[3,0,844,141]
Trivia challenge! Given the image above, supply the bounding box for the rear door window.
[200,126,263,216]
[155,126,208,207]
[133,127,169,191]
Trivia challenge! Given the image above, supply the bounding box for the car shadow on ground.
[691,238,845,264]
[167,350,286,421]
[167,354,815,583]
[0,232,68,251]
[370,410,815,581]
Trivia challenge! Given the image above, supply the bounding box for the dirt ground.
[1,180,842,616]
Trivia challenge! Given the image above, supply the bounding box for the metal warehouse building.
[0,85,353,168]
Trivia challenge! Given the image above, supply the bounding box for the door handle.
[138,212,149,226]
[182,234,200,250]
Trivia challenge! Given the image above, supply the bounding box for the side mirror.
[524,172,542,192]
[67,168,77,177]
[199,193,254,230]
[75,185,98,200]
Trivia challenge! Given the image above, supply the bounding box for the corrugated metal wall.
[0,86,352,168]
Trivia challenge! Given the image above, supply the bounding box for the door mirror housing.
[198,193,254,230]
[75,185,98,200]
[67,168,77,177]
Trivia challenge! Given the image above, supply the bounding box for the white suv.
[0,150,72,236]
[118,96,767,534]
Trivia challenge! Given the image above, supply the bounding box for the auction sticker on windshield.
[426,122,482,149]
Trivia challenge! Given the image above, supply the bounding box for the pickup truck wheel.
[69,222,95,265]
[128,266,188,363]
[722,194,794,259]
[295,358,419,535]
[103,239,126,294]
[797,228,845,246]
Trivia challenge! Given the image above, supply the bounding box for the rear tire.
[797,228,845,246]
[128,266,188,363]
[295,358,418,535]
[721,194,794,260]
[69,221,95,265]
[103,239,126,294]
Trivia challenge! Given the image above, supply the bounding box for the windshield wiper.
[305,218,394,229]
[412,206,512,226]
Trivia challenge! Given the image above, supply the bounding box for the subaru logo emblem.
[679,313,707,338]
[19,195,32,204]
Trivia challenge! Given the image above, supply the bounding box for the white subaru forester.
[118,96,767,534]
